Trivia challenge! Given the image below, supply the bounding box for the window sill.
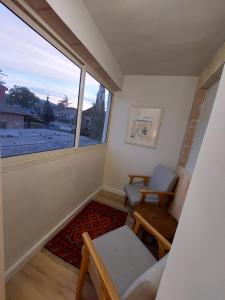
[1,143,106,174]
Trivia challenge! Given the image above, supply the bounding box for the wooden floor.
[6,190,133,300]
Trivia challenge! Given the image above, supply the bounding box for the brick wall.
[178,89,206,168]
[169,166,192,220]
[170,88,206,220]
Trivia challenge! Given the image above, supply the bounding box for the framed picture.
[126,106,163,148]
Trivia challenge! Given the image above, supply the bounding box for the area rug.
[45,200,128,268]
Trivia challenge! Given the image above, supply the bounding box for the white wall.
[186,81,219,173]
[46,0,123,89]
[157,69,225,300]
[2,146,106,276]
[103,76,198,193]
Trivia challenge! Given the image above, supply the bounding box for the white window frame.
[75,67,86,148]
[102,92,112,143]
[0,1,113,167]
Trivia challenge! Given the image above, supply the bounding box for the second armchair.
[124,165,177,208]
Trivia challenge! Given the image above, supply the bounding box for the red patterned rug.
[45,200,128,268]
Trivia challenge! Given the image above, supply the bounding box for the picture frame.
[126,106,163,148]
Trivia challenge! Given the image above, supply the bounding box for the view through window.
[80,73,112,146]
[0,3,112,158]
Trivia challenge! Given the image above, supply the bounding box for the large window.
[80,73,112,146]
[0,3,112,158]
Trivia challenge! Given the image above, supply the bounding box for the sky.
[0,3,109,110]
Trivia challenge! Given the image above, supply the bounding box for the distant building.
[0,103,27,129]
[0,84,24,128]
[0,84,41,129]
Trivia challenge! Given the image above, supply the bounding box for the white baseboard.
[5,186,102,281]
[102,185,125,197]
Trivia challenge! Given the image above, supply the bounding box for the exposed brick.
[178,89,206,168]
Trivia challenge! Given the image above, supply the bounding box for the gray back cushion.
[148,165,177,192]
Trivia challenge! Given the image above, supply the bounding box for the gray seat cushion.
[91,225,156,297]
[124,181,158,206]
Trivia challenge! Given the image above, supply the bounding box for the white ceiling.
[83,0,225,75]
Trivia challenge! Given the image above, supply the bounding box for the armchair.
[76,212,171,300]
[124,165,177,208]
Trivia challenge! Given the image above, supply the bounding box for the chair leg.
[124,195,128,207]
[76,246,89,300]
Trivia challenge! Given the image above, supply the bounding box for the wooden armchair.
[125,165,177,208]
[76,212,171,300]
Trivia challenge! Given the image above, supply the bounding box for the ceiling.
[83,0,225,75]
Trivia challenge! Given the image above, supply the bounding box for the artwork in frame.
[126,106,163,148]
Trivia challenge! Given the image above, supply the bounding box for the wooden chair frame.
[76,212,171,300]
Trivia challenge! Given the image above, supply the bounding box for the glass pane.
[80,73,112,146]
[0,3,81,158]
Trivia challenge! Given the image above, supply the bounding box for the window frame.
[0,1,113,164]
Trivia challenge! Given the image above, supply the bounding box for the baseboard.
[102,185,125,197]
[5,186,102,281]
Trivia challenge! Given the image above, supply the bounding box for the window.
[79,73,112,146]
[0,3,112,158]
[0,3,81,158]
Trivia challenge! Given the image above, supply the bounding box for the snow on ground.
[0,129,99,157]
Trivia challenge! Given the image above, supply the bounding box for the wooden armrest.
[128,175,150,185]
[139,189,174,207]
[139,189,174,197]
[133,211,171,258]
[76,232,120,300]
